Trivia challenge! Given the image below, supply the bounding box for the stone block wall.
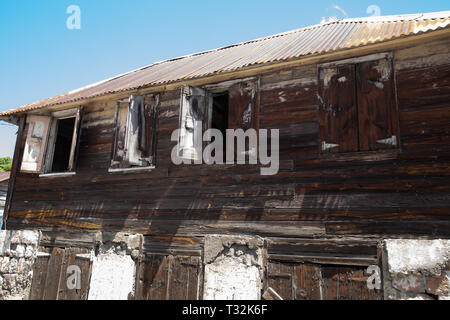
[383,239,450,300]
[0,230,39,300]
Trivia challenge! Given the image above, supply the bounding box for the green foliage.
[0,157,12,172]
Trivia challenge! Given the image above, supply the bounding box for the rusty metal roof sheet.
[2,11,450,116]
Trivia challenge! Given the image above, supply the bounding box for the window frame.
[317,52,400,156]
[108,94,159,173]
[39,106,82,177]
[177,77,259,164]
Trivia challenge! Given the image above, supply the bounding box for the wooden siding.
[0,182,7,226]
[5,36,450,244]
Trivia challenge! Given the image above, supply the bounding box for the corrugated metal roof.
[2,11,450,116]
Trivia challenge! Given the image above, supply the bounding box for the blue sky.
[0,0,448,157]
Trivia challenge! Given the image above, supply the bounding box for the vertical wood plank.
[267,261,294,300]
[168,256,187,300]
[294,264,321,300]
[186,256,202,300]
[29,248,51,300]
[42,247,65,300]
[146,255,170,300]
[320,265,340,300]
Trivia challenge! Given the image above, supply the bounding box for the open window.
[318,53,399,154]
[177,79,258,163]
[110,94,158,171]
[21,107,82,175]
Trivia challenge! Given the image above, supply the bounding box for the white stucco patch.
[88,253,135,300]
[385,239,450,275]
[203,256,261,300]
[203,235,264,300]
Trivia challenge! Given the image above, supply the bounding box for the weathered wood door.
[29,247,93,300]
[266,261,382,300]
[135,254,203,300]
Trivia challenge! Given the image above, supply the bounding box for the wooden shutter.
[29,247,93,300]
[111,96,157,169]
[21,115,52,173]
[356,58,398,151]
[178,86,207,161]
[321,266,382,300]
[318,65,358,154]
[135,254,202,300]
[125,95,145,166]
[68,107,82,172]
[228,81,257,130]
[141,95,158,166]
[111,102,128,168]
[266,261,382,300]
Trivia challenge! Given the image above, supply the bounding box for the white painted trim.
[203,77,256,92]
[52,108,79,119]
[37,252,51,257]
[108,166,156,174]
[39,172,76,178]
[319,52,393,68]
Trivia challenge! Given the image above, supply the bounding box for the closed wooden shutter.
[29,247,93,300]
[135,254,203,300]
[356,58,398,151]
[266,261,383,300]
[21,115,52,173]
[318,65,359,154]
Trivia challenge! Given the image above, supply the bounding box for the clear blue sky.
[0,0,448,157]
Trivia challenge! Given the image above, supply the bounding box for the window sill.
[108,166,156,174]
[318,149,401,161]
[39,172,76,178]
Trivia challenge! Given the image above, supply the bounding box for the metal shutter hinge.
[322,141,339,151]
[377,135,397,146]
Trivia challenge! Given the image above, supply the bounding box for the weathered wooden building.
[1,12,450,300]
[0,172,9,229]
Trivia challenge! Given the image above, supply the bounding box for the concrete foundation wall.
[203,235,264,300]
[2,229,450,300]
[0,230,39,300]
[383,239,450,300]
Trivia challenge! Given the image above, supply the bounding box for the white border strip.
[108,166,156,174]
[39,172,76,178]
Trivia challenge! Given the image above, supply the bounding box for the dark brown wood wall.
[6,37,450,241]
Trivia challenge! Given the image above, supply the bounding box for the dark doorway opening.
[211,92,229,162]
[51,117,75,172]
